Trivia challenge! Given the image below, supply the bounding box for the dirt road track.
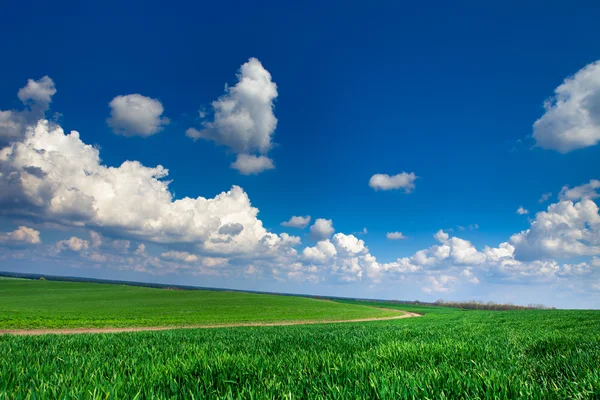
[0,311,421,336]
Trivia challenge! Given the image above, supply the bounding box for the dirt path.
[0,311,421,336]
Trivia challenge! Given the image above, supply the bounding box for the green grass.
[1,304,599,399]
[1,280,599,399]
[0,279,398,329]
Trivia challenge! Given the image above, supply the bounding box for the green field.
[0,279,399,329]
[1,281,599,398]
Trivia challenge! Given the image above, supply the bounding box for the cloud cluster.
[369,172,417,192]
[0,120,289,257]
[187,58,278,174]
[1,76,598,298]
[510,197,600,261]
[533,60,600,153]
[0,76,56,147]
[107,94,169,137]
[300,233,375,282]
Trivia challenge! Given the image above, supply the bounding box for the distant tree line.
[433,299,556,311]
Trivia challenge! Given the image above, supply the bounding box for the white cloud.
[310,218,334,241]
[1,76,56,146]
[510,197,600,260]
[160,250,199,263]
[559,179,600,201]
[18,76,56,106]
[0,120,289,257]
[517,206,529,215]
[244,265,260,276]
[0,226,41,245]
[483,242,515,262]
[1,77,598,295]
[230,154,274,175]
[111,239,131,253]
[280,233,301,246]
[281,215,311,228]
[386,231,406,240]
[539,192,553,203]
[57,236,89,252]
[332,233,366,255]
[449,236,486,265]
[301,240,337,264]
[533,60,600,152]
[422,275,458,294]
[369,172,417,192]
[186,58,278,175]
[134,244,146,256]
[406,230,486,269]
[300,233,371,282]
[107,94,169,137]
[434,229,449,243]
[461,269,480,284]
[90,231,102,248]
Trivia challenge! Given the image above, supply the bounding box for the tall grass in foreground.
[1,307,599,399]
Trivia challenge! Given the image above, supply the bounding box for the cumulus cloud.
[230,154,274,175]
[405,230,486,268]
[281,215,311,228]
[369,172,417,192]
[533,60,600,152]
[0,226,41,245]
[1,77,597,294]
[310,218,334,241]
[186,58,277,153]
[517,206,529,215]
[18,76,56,106]
[186,58,278,174]
[57,236,89,252]
[0,120,290,257]
[301,240,337,264]
[510,197,600,261]
[107,94,169,137]
[0,76,56,147]
[300,233,373,282]
[280,232,301,246]
[559,179,600,201]
[386,232,406,240]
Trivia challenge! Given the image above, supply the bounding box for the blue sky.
[1,0,600,308]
